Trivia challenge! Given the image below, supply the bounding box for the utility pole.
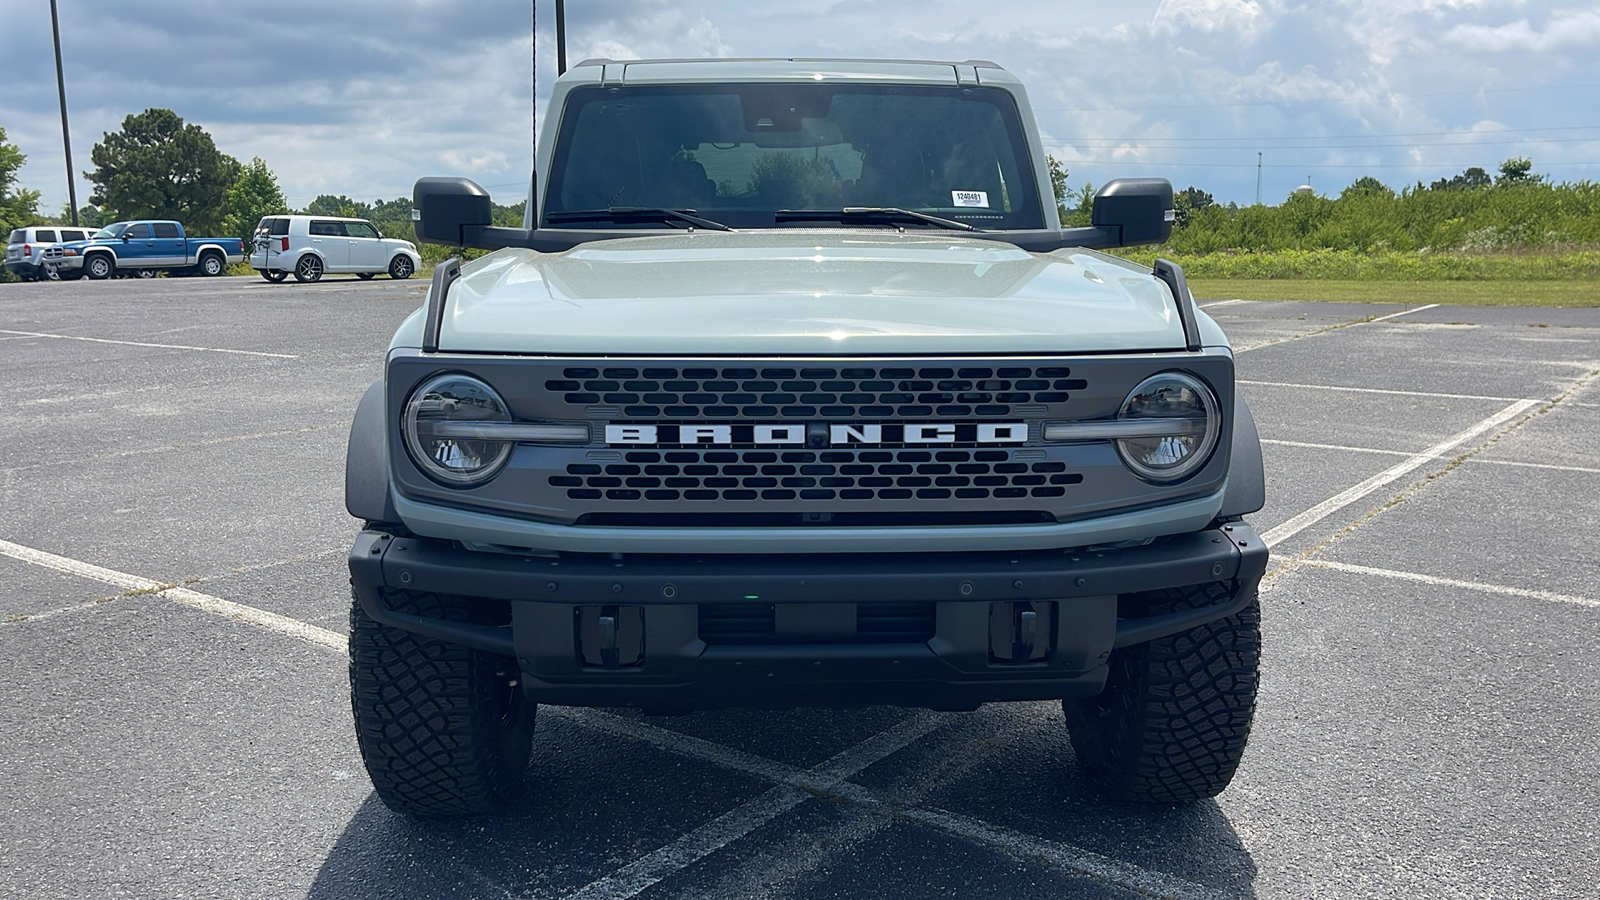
[50,0,78,226]
[1255,152,1262,206]
[556,0,567,75]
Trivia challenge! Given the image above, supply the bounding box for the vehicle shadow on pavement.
[306,705,1259,898]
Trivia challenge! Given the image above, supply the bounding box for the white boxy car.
[5,226,93,280]
[251,215,421,283]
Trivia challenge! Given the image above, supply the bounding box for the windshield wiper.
[545,207,733,231]
[774,207,980,232]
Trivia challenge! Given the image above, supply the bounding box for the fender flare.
[192,243,231,261]
[1220,394,1266,518]
[345,379,399,524]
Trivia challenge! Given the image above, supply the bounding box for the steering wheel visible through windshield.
[542,83,1045,231]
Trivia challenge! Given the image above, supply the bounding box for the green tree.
[1057,180,1095,227]
[86,109,241,234]
[1047,155,1069,222]
[1173,186,1214,228]
[1340,176,1393,200]
[221,157,288,245]
[302,194,373,219]
[1496,157,1543,186]
[1,125,42,238]
[1430,166,1491,191]
[56,202,104,227]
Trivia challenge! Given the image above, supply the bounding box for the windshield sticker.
[951,190,990,208]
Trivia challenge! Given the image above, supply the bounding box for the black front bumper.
[348,524,1267,711]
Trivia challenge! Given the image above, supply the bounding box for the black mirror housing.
[1091,178,1175,247]
[413,177,493,246]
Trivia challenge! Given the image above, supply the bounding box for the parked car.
[346,56,1267,818]
[251,215,421,283]
[4,226,93,280]
[43,220,244,279]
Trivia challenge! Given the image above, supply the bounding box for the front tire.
[388,255,415,280]
[85,255,115,280]
[260,269,288,283]
[349,588,534,817]
[199,252,225,276]
[1063,583,1260,803]
[294,254,324,283]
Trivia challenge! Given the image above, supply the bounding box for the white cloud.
[1,0,1596,213]
[1443,9,1600,52]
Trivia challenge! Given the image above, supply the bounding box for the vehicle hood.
[437,232,1186,355]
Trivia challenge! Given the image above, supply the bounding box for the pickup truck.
[44,220,244,279]
[346,57,1268,818]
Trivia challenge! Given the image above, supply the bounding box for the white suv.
[251,215,422,283]
[5,226,93,281]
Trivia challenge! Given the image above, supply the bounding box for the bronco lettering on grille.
[605,422,1027,446]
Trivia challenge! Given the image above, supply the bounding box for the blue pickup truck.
[43,220,245,280]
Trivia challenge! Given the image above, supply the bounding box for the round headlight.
[1115,372,1221,483]
[403,374,514,487]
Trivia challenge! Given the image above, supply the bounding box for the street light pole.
[50,0,79,226]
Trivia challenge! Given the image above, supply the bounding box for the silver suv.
[5,226,92,280]
[346,58,1267,818]
[251,215,421,283]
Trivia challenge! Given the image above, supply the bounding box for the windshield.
[543,83,1044,230]
[93,223,130,239]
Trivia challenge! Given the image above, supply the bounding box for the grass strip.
[1190,279,1599,307]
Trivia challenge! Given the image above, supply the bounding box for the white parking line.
[1198,299,1244,308]
[1260,399,1541,548]
[1239,379,1537,404]
[1304,560,1600,609]
[0,538,345,650]
[1366,303,1440,323]
[0,329,298,359]
[561,713,946,900]
[1236,304,1440,354]
[1263,438,1600,475]
[561,709,1226,900]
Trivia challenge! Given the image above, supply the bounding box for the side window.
[61,230,87,242]
[309,220,346,237]
[125,223,152,239]
[269,218,290,236]
[345,221,378,239]
[36,230,58,243]
[6,230,23,244]
[152,222,181,239]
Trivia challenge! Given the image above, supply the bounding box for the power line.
[1052,136,1600,152]
[1053,159,1600,170]
[1031,82,1600,113]
[1052,124,1600,143]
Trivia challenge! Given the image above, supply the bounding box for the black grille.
[550,449,1084,502]
[545,365,1086,419]
[698,601,936,645]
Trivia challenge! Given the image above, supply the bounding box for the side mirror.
[120,234,131,242]
[412,177,492,247]
[1091,178,1175,247]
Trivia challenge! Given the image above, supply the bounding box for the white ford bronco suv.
[344,58,1267,817]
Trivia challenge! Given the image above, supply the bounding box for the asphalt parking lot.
[2,274,1597,899]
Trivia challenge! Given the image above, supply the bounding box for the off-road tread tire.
[1063,582,1259,803]
[349,587,533,817]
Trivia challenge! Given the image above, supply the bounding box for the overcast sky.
[3,0,1597,216]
